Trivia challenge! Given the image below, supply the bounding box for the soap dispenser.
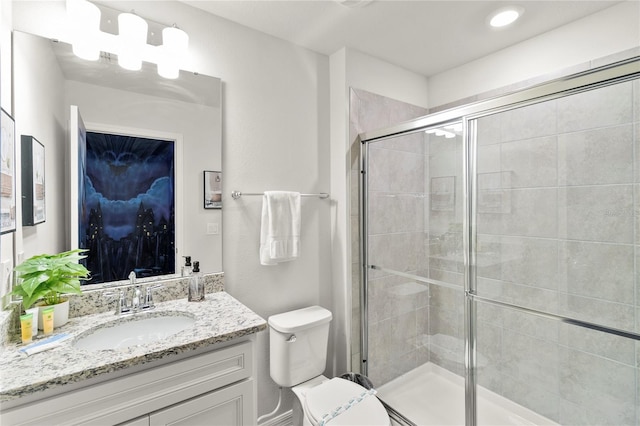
[188,261,204,302]
[182,256,192,277]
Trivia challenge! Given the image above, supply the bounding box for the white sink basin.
[73,312,196,351]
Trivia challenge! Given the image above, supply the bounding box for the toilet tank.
[269,306,332,387]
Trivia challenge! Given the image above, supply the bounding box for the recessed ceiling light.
[488,7,523,28]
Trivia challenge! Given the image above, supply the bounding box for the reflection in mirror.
[13,31,223,291]
[79,130,178,284]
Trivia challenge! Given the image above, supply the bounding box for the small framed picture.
[1,108,16,234]
[21,135,46,226]
[204,170,222,209]
[430,176,455,212]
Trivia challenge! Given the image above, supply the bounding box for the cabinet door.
[149,380,254,426]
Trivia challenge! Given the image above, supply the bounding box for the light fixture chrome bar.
[230,191,329,199]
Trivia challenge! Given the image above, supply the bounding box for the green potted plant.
[10,249,90,329]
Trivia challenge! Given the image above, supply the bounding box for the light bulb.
[67,0,101,61]
[158,26,189,79]
[118,12,148,71]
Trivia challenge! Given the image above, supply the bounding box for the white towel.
[260,191,301,265]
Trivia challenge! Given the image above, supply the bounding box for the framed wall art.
[21,135,46,226]
[1,108,16,234]
[204,170,222,209]
[430,176,455,212]
[78,130,177,284]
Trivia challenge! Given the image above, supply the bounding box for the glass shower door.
[364,123,467,425]
[472,77,640,425]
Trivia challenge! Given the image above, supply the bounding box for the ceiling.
[180,0,623,77]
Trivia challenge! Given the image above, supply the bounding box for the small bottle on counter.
[20,313,33,344]
[182,256,192,277]
[188,261,204,302]
[41,307,54,335]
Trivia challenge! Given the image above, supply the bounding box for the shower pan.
[357,57,640,425]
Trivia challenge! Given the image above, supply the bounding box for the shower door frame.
[358,56,640,426]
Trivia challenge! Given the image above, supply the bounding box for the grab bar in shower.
[231,191,330,199]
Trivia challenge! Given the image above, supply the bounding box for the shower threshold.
[376,363,558,426]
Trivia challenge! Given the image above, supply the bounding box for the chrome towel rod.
[231,191,329,200]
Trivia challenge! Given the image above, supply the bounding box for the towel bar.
[231,191,329,199]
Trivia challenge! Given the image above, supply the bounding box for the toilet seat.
[304,378,389,426]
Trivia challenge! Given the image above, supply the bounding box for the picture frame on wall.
[78,130,178,284]
[204,170,222,209]
[0,108,16,234]
[430,176,455,212]
[21,135,46,226]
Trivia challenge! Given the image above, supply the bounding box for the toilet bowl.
[269,306,390,426]
[292,375,390,426]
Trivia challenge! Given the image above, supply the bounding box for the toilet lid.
[304,378,389,426]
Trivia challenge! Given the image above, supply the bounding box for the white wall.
[12,32,67,260]
[329,47,429,378]
[428,1,640,107]
[0,0,11,110]
[345,49,430,111]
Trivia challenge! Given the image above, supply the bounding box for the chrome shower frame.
[358,56,640,426]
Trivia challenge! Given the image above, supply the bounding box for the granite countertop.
[0,292,267,403]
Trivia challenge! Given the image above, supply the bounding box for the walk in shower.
[356,57,640,425]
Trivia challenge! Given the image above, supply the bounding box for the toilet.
[269,306,390,426]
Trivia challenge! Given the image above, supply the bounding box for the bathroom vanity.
[0,292,267,425]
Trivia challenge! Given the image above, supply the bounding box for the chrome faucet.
[104,288,130,315]
[104,271,164,315]
[144,284,164,309]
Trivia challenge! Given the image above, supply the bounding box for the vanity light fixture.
[66,0,101,61]
[157,26,189,79]
[117,12,148,71]
[488,6,523,28]
[66,1,190,78]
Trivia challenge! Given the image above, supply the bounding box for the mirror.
[13,31,222,290]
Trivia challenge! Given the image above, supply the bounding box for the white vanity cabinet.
[146,380,253,426]
[119,380,254,426]
[1,339,256,426]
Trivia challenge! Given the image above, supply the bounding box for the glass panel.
[476,299,638,425]
[366,131,430,387]
[367,123,467,425]
[473,76,640,425]
[474,78,639,335]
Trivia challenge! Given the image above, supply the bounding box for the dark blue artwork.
[80,132,175,283]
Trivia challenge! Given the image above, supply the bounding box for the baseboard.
[259,409,293,426]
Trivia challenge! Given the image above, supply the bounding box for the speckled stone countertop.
[0,292,266,402]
